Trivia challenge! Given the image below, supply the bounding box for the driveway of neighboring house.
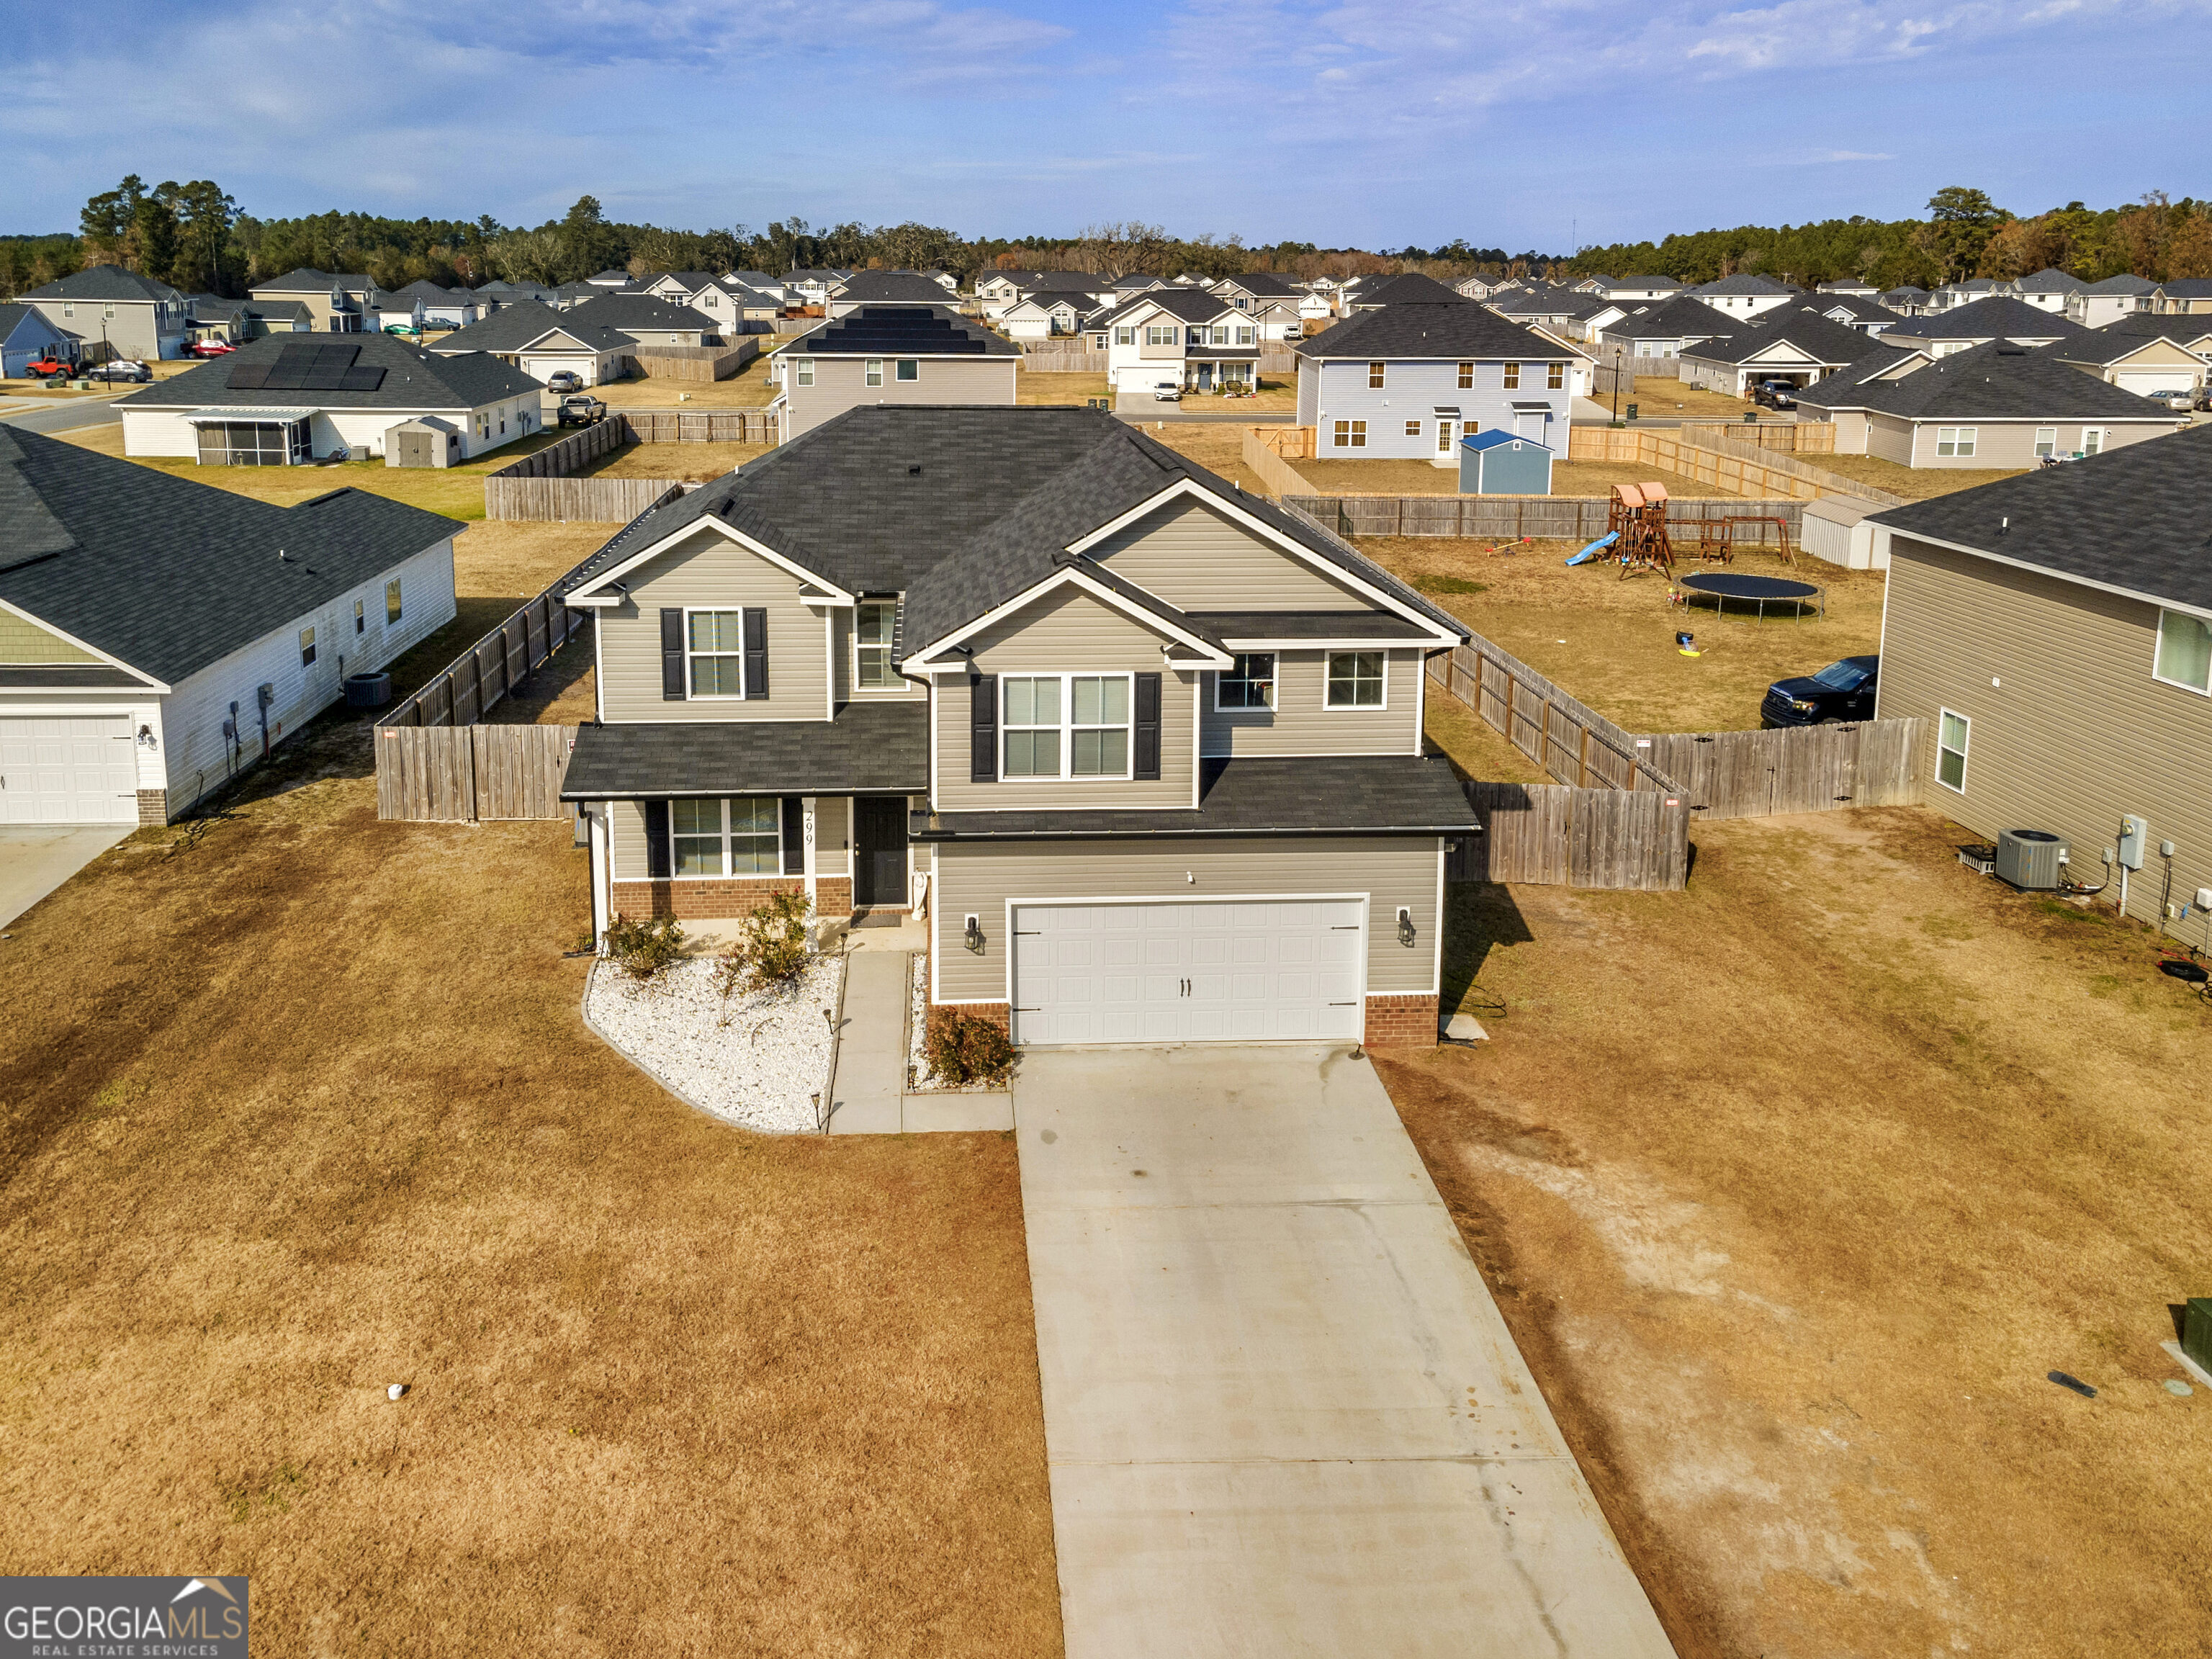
[1013,1045,1675,1659]
[0,825,133,929]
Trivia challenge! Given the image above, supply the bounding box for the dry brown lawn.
[1612,377,1761,420]
[1377,806,2212,1658]
[587,352,779,410]
[1800,452,2031,500]
[1289,456,1738,500]
[1364,534,1884,734]
[0,523,1062,1655]
[579,441,769,482]
[1017,371,1110,406]
[1138,421,1271,492]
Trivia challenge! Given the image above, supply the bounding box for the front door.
[1195,361,1213,390]
[853,796,909,908]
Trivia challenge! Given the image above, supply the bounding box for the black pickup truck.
[1761,655,1878,727]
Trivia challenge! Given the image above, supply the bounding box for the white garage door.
[1010,899,1364,1046]
[0,716,140,824]
[2116,369,2194,395]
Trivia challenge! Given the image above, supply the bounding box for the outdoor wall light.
[963,914,984,954]
[1397,907,1416,948]
[136,724,158,748]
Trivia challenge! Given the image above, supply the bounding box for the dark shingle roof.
[1797,339,2181,420]
[2013,268,2085,295]
[390,279,469,303]
[560,703,928,799]
[781,306,1015,357]
[1217,274,1303,298]
[1350,274,1470,307]
[1300,302,1571,361]
[1868,423,2212,610]
[1809,292,1896,324]
[1692,275,1798,295]
[0,301,59,338]
[835,271,963,305]
[0,426,459,684]
[2085,274,2158,295]
[1089,289,1236,328]
[562,293,709,333]
[1880,296,2087,343]
[24,265,184,303]
[910,755,1481,840]
[1595,295,1737,342]
[2157,279,2212,300]
[250,268,377,294]
[127,329,541,412]
[1681,306,1897,367]
[2040,323,2212,365]
[428,300,635,354]
[567,406,1463,655]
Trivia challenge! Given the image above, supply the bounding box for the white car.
[1152,380,1181,403]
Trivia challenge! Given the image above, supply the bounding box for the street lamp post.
[1611,346,1624,423]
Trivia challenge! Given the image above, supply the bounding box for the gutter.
[907,820,1481,843]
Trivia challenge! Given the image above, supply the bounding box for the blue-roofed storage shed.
[1458,428,1554,495]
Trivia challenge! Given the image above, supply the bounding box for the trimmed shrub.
[712,891,814,1000]
[604,913,685,982]
[923,1007,1016,1088]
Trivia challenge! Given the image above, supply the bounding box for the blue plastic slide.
[1565,531,1619,566]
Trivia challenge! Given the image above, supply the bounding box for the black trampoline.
[1673,570,1825,620]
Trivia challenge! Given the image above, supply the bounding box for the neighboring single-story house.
[1676,306,1897,396]
[246,269,390,333]
[377,280,484,331]
[1928,278,2007,313]
[119,332,545,464]
[1591,295,1737,360]
[2011,269,2085,315]
[1488,286,1602,336]
[562,293,711,349]
[0,423,457,825]
[1794,339,2186,467]
[0,302,79,376]
[428,300,638,387]
[2067,274,2159,328]
[185,295,314,346]
[1808,292,1899,336]
[1602,276,1686,302]
[770,305,1017,437]
[1002,289,1102,339]
[1866,423,2212,940]
[829,271,960,318]
[554,278,644,308]
[20,265,189,361]
[1878,295,2086,357]
[477,279,558,307]
[1296,301,1578,464]
[2037,323,2211,397]
[1685,275,1799,318]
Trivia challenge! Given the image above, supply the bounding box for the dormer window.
[855,600,896,687]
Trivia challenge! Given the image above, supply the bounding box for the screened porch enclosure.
[189,413,313,466]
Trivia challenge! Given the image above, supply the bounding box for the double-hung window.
[386,578,403,623]
[299,627,317,667]
[1002,675,1130,778]
[2081,427,2105,455]
[1367,361,1385,388]
[1146,324,1176,346]
[2034,427,2057,459]
[1936,709,1969,792]
[1325,651,1385,709]
[1217,652,1275,709]
[2154,608,2212,694]
[670,797,780,876]
[866,359,884,386]
[1457,362,1474,389]
[896,359,918,382]
[1502,362,1521,390]
[795,359,814,387]
[354,598,365,635]
[1115,326,1136,346]
[1236,325,1256,345]
[1547,362,1565,390]
[1332,419,1367,448]
[855,599,896,688]
[1936,426,1977,457]
[687,610,747,697]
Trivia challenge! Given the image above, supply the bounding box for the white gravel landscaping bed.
[585,953,843,1133]
[906,951,1006,1094]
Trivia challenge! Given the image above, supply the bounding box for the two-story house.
[1685,275,1800,318]
[2011,269,2085,315]
[768,305,1017,436]
[2067,275,2158,328]
[557,406,1475,1049]
[1087,290,1269,394]
[830,271,964,318]
[1296,302,1578,464]
[20,266,189,361]
[247,269,390,333]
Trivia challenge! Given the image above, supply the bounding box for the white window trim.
[1323,650,1389,711]
[795,359,814,387]
[1936,707,1970,794]
[2080,427,2106,454]
[1000,671,1136,782]
[667,796,785,880]
[2033,427,2056,458]
[1935,426,1977,458]
[2152,608,2212,696]
[1211,652,1277,713]
[854,598,898,691]
[683,606,752,701]
[866,359,883,386]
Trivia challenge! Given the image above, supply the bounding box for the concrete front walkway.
[0,825,133,929]
[1015,1046,1674,1658]
[826,938,1012,1134]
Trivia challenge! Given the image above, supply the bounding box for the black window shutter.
[780,796,804,874]
[643,800,670,878]
[970,673,998,782]
[1133,672,1162,780]
[660,609,685,701]
[742,607,768,698]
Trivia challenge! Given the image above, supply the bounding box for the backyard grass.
[1377,806,2212,1658]
[1612,376,1761,420]
[1017,371,1111,405]
[1798,452,2031,500]
[1364,534,1884,734]
[1294,457,1735,499]
[583,351,779,411]
[1139,421,1271,491]
[0,523,1063,1655]
[578,440,768,481]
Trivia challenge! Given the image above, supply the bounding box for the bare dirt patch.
[1377,807,2212,1658]
[1611,377,1761,420]
[587,352,779,410]
[1798,452,2031,500]
[1364,534,1884,734]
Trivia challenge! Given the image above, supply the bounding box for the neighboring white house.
[1003,290,1100,340]
[1876,296,2085,358]
[119,332,544,463]
[429,300,639,386]
[1603,275,1685,302]
[374,280,484,333]
[2011,269,2085,315]
[1084,290,1268,393]
[0,423,458,825]
[2067,275,2159,328]
[1686,275,1799,318]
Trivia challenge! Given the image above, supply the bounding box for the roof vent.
[907,463,922,475]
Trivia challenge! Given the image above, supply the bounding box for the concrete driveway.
[0,825,133,928]
[1015,1046,1673,1658]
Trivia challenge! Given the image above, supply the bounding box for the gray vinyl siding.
[1308,358,1571,461]
[932,583,1197,811]
[1090,497,1369,611]
[930,835,1442,1000]
[1866,413,1916,465]
[598,524,829,724]
[1902,418,2177,468]
[1297,360,1319,427]
[1200,648,1422,756]
[783,356,1017,437]
[1876,534,2212,937]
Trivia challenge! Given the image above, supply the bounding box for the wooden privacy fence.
[489,419,625,480]
[1449,782,1691,891]
[383,584,591,732]
[1677,421,1838,456]
[633,339,760,382]
[616,408,781,444]
[486,475,683,523]
[1567,426,1883,503]
[1430,639,1684,795]
[375,725,574,822]
[1287,493,1805,541]
[1640,718,1925,819]
[1022,343,1107,373]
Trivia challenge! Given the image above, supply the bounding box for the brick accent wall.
[611,876,806,921]
[135,789,169,827]
[814,876,853,920]
[1364,992,1439,1049]
[930,1000,1010,1033]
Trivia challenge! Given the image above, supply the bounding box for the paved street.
[0,391,130,434]
[1014,1045,1675,1659]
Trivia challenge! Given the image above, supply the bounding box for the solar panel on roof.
[336,367,386,390]
[225,361,273,389]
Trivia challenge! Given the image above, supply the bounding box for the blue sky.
[7,0,2206,246]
